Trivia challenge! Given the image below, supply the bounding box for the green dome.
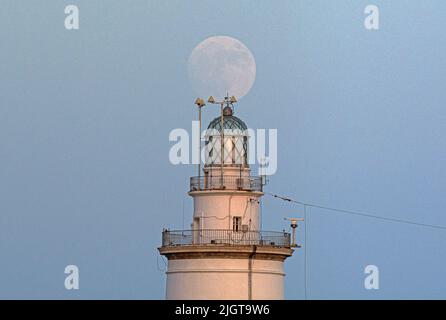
[207,115,248,132]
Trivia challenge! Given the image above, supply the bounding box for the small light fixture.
[195,98,205,107]
[208,96,216,104]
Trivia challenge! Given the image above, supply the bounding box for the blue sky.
[1,0,446,299]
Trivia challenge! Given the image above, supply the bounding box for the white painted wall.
[192,192,261,231]
[165,258,285,300]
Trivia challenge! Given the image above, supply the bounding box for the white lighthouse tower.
[159,95,296,300]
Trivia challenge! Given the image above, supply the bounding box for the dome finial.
[223,106,233,116]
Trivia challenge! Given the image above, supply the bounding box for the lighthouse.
[159,95,296,300]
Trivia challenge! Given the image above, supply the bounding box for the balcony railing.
[161,229,291,248]
[190,176,263,192]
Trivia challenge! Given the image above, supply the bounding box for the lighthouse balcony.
[189,175,263,192]
[161,229,291,248]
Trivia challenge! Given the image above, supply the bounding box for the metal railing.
[162,229,291,247]
[190,176,263,192]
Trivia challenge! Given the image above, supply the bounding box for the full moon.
[188,36,256,101]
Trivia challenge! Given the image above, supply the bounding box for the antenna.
[259,157,269,186]
[194,98,206,189]
[284,217,304,248]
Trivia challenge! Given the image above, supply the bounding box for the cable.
[267,191,446,300]
[201,215,230,220]
[156,254,166,273]
[161,256,168,268]
[265,192,446,231]
[304,204,308,300]
[260,199,263,231]
[182,198,185,230]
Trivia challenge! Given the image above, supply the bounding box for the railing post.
[162,228,167,246]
